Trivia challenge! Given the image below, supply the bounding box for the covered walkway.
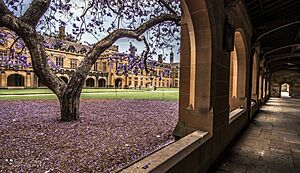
[214,98,300,173]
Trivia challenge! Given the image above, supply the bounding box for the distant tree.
[0,0,180,121]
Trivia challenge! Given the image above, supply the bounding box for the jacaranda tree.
[0,0,181,121]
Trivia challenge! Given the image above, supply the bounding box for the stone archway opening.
[86,78,95,87]
[59,76,68,84]
[280,83,291,98]
[7,74,25,87]
[173,0,213,137]
[98,78,106,88]
[229,31,247,112]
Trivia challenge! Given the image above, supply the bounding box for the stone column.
[124,75,128,88]
[1,70,6,88]
[26,72,31,88]
[95,77,99,88]
[294,83,300,98]
[108,68,112,87]
[173,1,214,138]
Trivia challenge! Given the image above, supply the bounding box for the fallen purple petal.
[0,99,178,172]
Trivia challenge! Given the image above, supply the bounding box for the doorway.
[280,83,290,98]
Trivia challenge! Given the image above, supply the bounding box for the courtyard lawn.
[0,88,146,95]
[0,88,178,94]
[0,99,178,172]
[0,89,179,101]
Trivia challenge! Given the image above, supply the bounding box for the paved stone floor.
[214,97,300,173]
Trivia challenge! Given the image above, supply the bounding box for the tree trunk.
[59,93,81,121]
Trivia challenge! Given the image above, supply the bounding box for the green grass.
[0,88,54,95]
[0,88,178,95]
[0,88,142,95]
[0,88,179,101]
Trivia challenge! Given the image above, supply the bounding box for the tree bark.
[59,91,81,121]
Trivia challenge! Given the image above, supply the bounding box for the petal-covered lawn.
[0,100,178,172]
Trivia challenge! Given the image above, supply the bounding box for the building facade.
[0,28,179,89]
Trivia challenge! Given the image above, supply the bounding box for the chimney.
[59,26,65,39]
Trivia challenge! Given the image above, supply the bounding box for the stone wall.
[122,0,267,173]
[271,70,300,98]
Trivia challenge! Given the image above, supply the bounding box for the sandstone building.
[0,28,179,89]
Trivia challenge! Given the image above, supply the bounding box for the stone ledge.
[119,130,211,173]
[229,108,245,123]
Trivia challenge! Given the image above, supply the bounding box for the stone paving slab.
[213,97,300,173]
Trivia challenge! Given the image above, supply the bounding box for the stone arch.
[7,74,25,87]
[174,0,214,137]
[98,78,106,88]
[59,76,69,84]
[229,30,248,111]
[86,78,95,87]
[279,81,293,97]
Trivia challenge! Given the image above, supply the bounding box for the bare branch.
[158,0,178,15]
[9,37,20,50]
[76,0,95,40]
[20,0,51,27]
[104,0,119,14]
[17,45,26,55]
[140,36,151,74]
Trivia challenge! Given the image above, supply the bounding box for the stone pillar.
[26,72,31,88]
[95,76,99,88]
[262,77,265,98]
[1,70,6,88]
[294,83,300,99]
[107,69,112,87]
[173,1,213,138]
[258,75,262,99]
[124,75,128,88]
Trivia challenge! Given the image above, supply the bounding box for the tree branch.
[141,36,151,74]
[104,0,119,14]
[18,31,66,96]
[20,0,51,27]
[67,13,180,94]
[0,0,11,17]
[91,13,180,66]
[0,2,66,97]
[158,0,178,15]
[9,37,20,50]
